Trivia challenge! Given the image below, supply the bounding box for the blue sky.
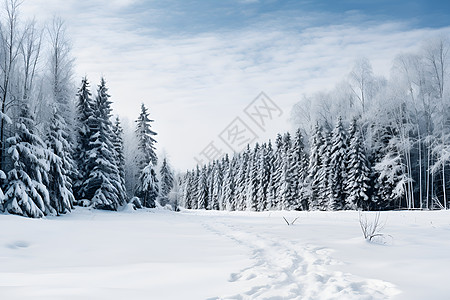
[21,0,450,170]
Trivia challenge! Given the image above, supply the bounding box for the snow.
[1,208,449,299]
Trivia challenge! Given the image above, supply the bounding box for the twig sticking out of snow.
[283,216,299,226]
[359,211,390,243]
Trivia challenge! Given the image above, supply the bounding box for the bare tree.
[0,0,26,170]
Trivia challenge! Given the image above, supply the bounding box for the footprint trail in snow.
[203,222,399,300]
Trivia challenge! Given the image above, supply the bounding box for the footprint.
[6,240,30,249]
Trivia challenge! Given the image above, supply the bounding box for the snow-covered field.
[1,208,449,299]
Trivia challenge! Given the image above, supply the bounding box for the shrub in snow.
[128,197,143,209]
[359,212,390,243]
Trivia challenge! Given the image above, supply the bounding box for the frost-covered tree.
[82,78,125,210]
[307,124,323,210]
[246,144,260,211]
[46,108,75,214]
[345,119,370,209]
[329,117,348,210]
[159,157,174,206]
[134,103,158,201]
[73,77,94,199]
[197,165,208,209]
[112,116,127,202]
[3,103,53,218]
[139,161,159,208]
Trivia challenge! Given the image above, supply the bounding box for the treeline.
[179,119,375,211]
[0,1,172,218]
[180,38,450,211]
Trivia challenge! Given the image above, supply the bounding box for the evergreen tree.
[235,145,250,210]
[46,108,75,215]
[74,77,95,200]
[223,157,237,211]
[159,157,174,206]
[135,103,158,203]
[329,117,348,210]
[197,165,208,209]
[318,125,332,210]
[308,124,323,210]
[290,129,308,210]
[139,161,159,208]
[82,78,125,210]
[256,143,271,211]
[345,119,370,209]
[246,144,260,211]
[211,162,222,210]
[3,104,53,218]
[112,116,127,203]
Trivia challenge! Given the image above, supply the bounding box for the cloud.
[17,1,450,170]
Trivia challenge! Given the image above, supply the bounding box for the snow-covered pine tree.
[139,161,159,208]
[211,163,222,210]
[223,156,237,211]
[82,78,125,210]
[135,103,158,168]
[246,144,260,211]
[235,145,250,210]
[279,133,297,210]
[135,103,158,204]
[329,117,348,210]
[112,116,128,203]
[3,103,54,218]
[290,129,308,210]
[46,108,75,215]
[256,143,271,211]
[307,123,323,210]
[345,119,370,209]
[218,154,229,210]
[159,157,174,206]
[73,77,95,200]
[181,170,192,209]
[270,135,284,209]
[197,165,208,209]
[317,125,332,210]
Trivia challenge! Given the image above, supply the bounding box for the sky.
[19,0,450,171]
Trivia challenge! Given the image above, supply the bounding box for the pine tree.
[329,117,348,210]
[318,126,332,210]
[308,124,323,210]
[135,103,158,169]
[74,77,95,200]
[291,129,308,210]
[139,161,159,208]
[235,145,250,210]
[134,103,158,203]
[211,162,223,210]
[112,116,128,203]
[223,157,237,211]
[256,143,271,211]
[197,165,208,209]
[3,103,53,218]
[82,78,125,210]
[46,108,75,215]
[159,157,174,206]
[246,144,260,211]
[345,119,370,209]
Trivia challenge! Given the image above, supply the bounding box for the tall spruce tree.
[329,117,348,210]
[159,157,174,206]
[135,103,158,204]
[46,108,75,215]
[112,116,127,203]
[74,77,95,200]
[82,78,125,210]
[345,119,370,209]
[3,103,53,218]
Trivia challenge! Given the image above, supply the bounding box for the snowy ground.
[1,208,449,299]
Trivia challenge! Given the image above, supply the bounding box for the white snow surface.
[1,208,449,299]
